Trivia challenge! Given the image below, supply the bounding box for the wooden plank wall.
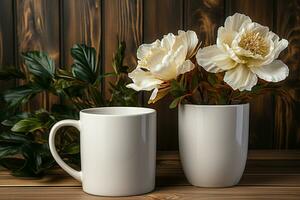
[15,0,60,110]
[228,0,275,148]
[0,0,15,94]
[144,0,183,150]
[0,0,299,150]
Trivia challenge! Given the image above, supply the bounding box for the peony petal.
[176,60,195,76]
[250,60,289,82]
[151,45,186,80]
[196,45,237,73]
[224,13,252,32]
[247,32,287,67]
[273,39,288,60]
[261,37,288,66]
[233,46,265,60]
[217,26,237,49]
[161,33,176,50]
[223,44,246,64]
[148,86,170,104]
[178,30,199,58]
[149,88,159,101]
[243,22,270,37]
[173,44,188,70]
[264,32,288,62]
[137,40,161,60]
[139,47,167,70]
[231,27,270,60]
[224,64,258,91]
[127,68,163,91]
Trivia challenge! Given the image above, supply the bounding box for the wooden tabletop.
[0,150,300,199]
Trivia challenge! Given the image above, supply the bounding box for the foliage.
[0,42,138,177]
[109,42,139,106]
[168,58,297,109]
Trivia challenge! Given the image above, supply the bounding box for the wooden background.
[0,0,299,150]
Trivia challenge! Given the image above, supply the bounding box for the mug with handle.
[49,107,156,196]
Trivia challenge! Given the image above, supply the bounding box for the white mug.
[49,107,156,196]
[178,104,249,187]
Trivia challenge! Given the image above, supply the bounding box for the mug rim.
[180,103,249,108]
[80,107,156,117]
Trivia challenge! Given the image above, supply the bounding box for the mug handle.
[49,120,82,182]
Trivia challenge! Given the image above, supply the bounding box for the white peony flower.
[196,13,289,91]
[127,30,199,102]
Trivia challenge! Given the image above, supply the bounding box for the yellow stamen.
[239,32,269,56]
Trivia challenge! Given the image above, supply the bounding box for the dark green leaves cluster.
[3,85,42,108]
[169,80,187,109]
[0,66,25,80]
[23,51,55,79]
[0,42,138,177]
[0,111,56,176]
[168,65,296,108]
[109,42,138,106]
[71,44,98,83]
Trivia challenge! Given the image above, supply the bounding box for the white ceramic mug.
[49,107,156,196]
[178,104,249,187]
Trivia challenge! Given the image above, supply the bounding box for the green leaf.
[11,118,44,133]
[56,68,76,80]
[2,112,30,127]
[0,158,26,172]
[191,73,199,89]
[7,143,54,177]
[169,97,181,109]
[64,143,80,154]
[170,80,186,98]
[51,104,79,120]
[22,51,55,79]
[34,109,55,122]
[3,85,42,108]
[88,85,106,106]
[218,93,227,104]
[54,79,85,93]
[0,138,56,177]
[112,42,126,74]
[99,72,117,79]
[0,132,30,143]
[109,78,139,106]
[207,74,217,85]
[251,84,265,93]
[71,44,98,83]
[0,42,140,178]
[0,146,21,159]
[0,66,25,80]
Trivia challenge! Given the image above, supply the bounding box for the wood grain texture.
[1,150,300,187]
[0,0,15,91]
[184,0,224,46]
[143,0,183,150]
[62,0,101,68]
[0,186,300,200]
[0,0,15,138]
[0,151,300,199]
[274,0,300,149]
[228,0,275,149]
[16,0,60,110]
[103,0,143,96]
[0,0,299,150]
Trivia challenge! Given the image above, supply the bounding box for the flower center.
[238,32,269,56]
